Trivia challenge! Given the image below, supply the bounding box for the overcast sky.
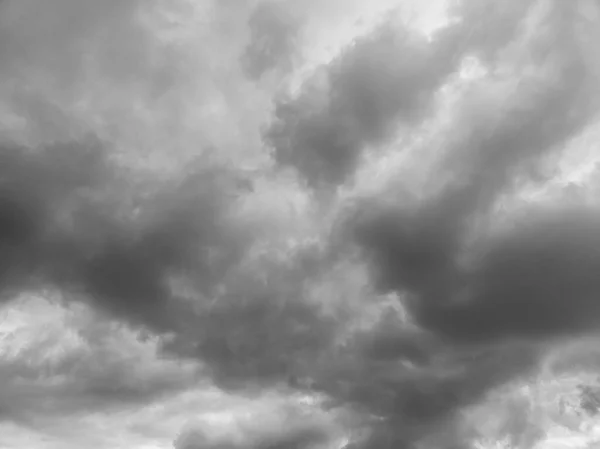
[1,0,600,448]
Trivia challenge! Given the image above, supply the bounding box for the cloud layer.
[1,0,600,448]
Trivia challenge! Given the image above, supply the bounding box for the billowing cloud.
[265,9,462,187]
[3,0,600,448]
[0,138,251,333]
[173,395,342,449]
[351,0,600,344]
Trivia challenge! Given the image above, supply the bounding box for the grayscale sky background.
[1,0,600,448]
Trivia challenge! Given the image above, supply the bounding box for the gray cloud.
[311,327,544,447]
[0,0,334,390]
[352,0,599,344]
[0,0,146,86]
[173,398,339,449]
[0,0,350,445]
[0,139,108,289]
[0,136,339,397]
[241,1,300,80]
[175,421,332,449]
[446,0,534,61]
[0,139,250,333]
[265,14,464,187]
[319,1,600,445]
[417,208,600,342]
[3,1,600,448]
[163,244,341,389]
[0,298,200,431]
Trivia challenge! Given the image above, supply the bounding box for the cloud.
[0,0,340,404]
[173,393,342,449]
[0,125,338,397]
[0,0,142,79]
[264,7,462,187]
[319,0,600,444]
[2,0,600,448]
[351,0,600,343]
[0,138,110,291]
[0,138,254,334]
[0,293,200,401]
[0,0,329,351]
[453,343,600,448]
[310,310,543,440]
[0,0,355,446]
[241,1,300,80]
[409,207,600,342]
[1,371,299,449]
[0,0,158,146]
[0,292,206,449]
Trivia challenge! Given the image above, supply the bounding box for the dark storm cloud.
[0,296,201,433]
[0,137,336,393]
[358,324,441,365]
[265,15,464,187]
[0,0,145,89]
[0,139,107,289]
[447,0,586,64]
[352,0,599,345]
[175,418,334,449]
[174,399,339,449]
[0,139,248,332]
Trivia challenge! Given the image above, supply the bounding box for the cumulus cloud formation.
[2,0,600,447]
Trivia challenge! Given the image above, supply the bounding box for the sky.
[1,0,600,448]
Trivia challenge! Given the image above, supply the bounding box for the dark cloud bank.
[264,0,600,446]
[2,0,600,448]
